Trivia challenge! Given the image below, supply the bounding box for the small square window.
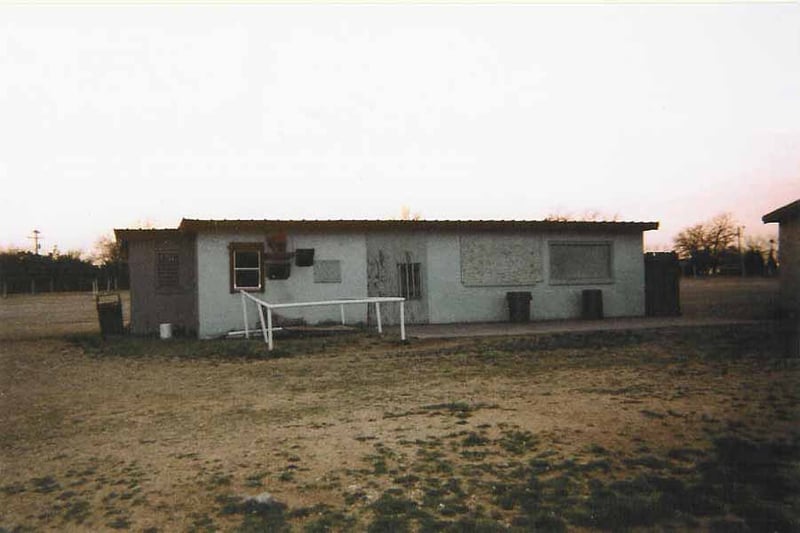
[398,263,421,300]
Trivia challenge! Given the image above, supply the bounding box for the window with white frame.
[229,243,264,292]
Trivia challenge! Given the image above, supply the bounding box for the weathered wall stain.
[366,234,428,324]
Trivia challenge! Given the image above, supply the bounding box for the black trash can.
[581,289,603,320]
[96,293,124,336]
[506,291,532,323]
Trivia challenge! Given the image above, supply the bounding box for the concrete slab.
[401,316,763,340]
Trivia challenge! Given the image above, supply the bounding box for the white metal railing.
[239,291,406,350]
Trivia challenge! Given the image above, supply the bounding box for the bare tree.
[91,234,122,266]
[0,245,24,254]
[744,234,776,256]
[673,213,739,275]
[544,210,621,222]
[91,234,128,290]
[62,249,84,261]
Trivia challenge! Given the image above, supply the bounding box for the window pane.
[235,269,261,289]
[235,251,260,269]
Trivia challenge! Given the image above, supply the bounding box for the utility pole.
[28,229,43,255]
[737,226,745,277]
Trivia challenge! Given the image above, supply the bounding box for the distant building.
[116,218,659,338]
[763,199,800,357]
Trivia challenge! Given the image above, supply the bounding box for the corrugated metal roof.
[177,218,659,233]
[114,228,182,240]
[115,218,659,241]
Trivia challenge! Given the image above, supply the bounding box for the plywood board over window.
[460,235,543,286]
[314,260,342,283]
[549,241,613,284]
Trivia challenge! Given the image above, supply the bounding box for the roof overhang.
[763,199,800,224]
[114,228,184,242]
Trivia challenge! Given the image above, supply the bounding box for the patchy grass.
[66,333,279,360]
[217,495,289,532]
[2,311,798,531]
[30,476,60,494]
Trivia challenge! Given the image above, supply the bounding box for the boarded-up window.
[314,260,341,283]
[156,251,179,289]
[398,262,421,299]
[549,242,613,283]
[460,235,543,286]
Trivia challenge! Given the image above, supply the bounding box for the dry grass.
[680,276,780,319]
[0,291,130,341]
[1,282,797,531]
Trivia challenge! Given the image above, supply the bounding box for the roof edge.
[114,228,184,242]
[176,218,659,233]
[763,199,800,223]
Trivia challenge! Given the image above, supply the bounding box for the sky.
[1,3,798,255]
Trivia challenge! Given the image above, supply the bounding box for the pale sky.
[2,3,798,255]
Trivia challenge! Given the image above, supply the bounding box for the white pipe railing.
[239,291,406,350]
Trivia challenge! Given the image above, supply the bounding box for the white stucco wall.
[196,231,368,338]
[426,231,645,323]
[195,227,646,336]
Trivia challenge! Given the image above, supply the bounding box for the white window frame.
[229,243,264,293]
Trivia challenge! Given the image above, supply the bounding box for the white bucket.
[159,323,173,340]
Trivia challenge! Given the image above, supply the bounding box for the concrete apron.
[399,316,765,340]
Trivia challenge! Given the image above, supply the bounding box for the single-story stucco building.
[763,199,799,357]
[115,218,659,338]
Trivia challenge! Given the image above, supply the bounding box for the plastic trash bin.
[506,291,532,323]
[96,293,124,336]
[581,289,603,320]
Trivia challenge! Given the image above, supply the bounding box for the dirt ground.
[1,280,797,532]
